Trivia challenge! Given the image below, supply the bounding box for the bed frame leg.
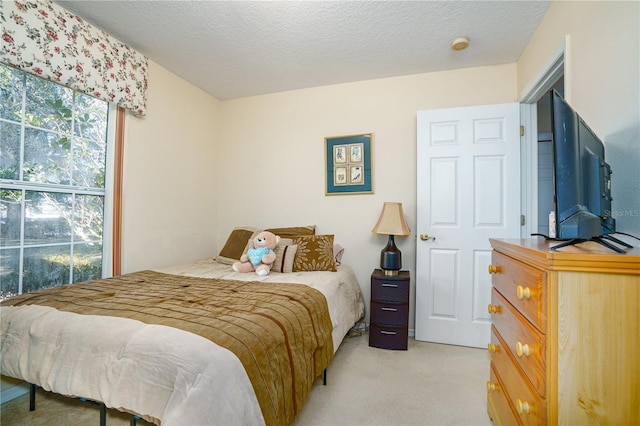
[131,415,138,426]
[29,383,36,411]
[100,403,106,426]
[323,368,327,386]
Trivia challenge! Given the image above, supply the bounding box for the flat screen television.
[547,90,629,253]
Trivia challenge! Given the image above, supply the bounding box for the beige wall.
[518,0,640,236]
[217,64,518,327]
[121,61,221,273]
[118,1,639,331]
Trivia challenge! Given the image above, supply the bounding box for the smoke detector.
[451,37,470,51]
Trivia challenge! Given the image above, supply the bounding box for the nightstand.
[369,269,410,350]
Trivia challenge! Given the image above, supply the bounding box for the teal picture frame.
[325,133,373,195]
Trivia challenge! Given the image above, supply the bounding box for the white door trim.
[519,36,568,239]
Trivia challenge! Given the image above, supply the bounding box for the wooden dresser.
[486,238,640,425]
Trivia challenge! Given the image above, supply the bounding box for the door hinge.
[520,125,525,137]
[521,215,526,226]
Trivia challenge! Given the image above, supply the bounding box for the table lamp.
[372,202,411,275]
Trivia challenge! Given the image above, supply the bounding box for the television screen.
[548,90,626,252]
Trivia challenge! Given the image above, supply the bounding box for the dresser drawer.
[369,324,408,350]
[490,326,546,425]
[370,300,409,326]
[371,275,409,302]
[490,289,546,397]
[490,251,547,331]
[487,363,520,426]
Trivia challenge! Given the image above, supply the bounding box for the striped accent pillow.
[271,240,298,273]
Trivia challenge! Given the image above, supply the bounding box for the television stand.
[550,236,631,254]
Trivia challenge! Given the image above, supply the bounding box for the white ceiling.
[54,0,552,101]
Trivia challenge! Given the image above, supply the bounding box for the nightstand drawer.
[370,300,409,326]
[371,278,409,302]
[369,324,408,350]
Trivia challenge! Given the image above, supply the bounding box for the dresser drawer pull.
[487,304,501,314]
[381,307,398,312]
[488,264,501,274]
[516,399,532,415]
[380,330,397,335]
[516,341,531,357]
[487,343,499,353]
[381,283,398,288]
[486,381,500,392]
[516,285,532,300]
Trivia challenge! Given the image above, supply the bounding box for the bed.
[0,228,365,425]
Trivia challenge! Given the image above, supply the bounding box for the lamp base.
[380,235,402,274]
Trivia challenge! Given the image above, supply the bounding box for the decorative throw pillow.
[271,240,298,273]
[215,227,260,265]
[292,234,337,272]
[264,225,315,238]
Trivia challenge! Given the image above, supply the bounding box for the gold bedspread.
[3,271,335,425]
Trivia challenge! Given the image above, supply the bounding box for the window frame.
[0,65,122,297]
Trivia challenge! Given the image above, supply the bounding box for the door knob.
[420,234,435,241]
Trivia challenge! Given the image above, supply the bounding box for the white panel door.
[415,103,521,348]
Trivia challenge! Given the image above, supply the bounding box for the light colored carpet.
[294,335,492,425]
[1,335,492,425]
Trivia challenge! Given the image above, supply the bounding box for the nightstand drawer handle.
[487,343,499,353]
[488,264,501,274]
[380,331,397,335]
[517,285,532,300]
[381,283,398,288]
[516,341,531,357]
[487,304,501,314]
[516,399,532,415]
[381,307,398,312]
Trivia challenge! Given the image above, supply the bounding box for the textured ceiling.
[54,1,551,101]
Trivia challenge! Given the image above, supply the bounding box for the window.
[0,63,114,300]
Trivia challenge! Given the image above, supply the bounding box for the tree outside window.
[0,63,111,300]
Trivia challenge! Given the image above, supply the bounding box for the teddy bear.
[232,231,280,276]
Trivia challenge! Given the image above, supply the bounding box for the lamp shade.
[372,202,411,236]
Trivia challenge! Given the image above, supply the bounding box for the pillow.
[216,227,260,265]
[333,243,345,266]
[264,225,315,238]
[271,240,298,273]
[292,234,337,272]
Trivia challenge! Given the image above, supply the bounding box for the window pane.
[73,137,106,188]
[24,191,72,245]
[75,92,108,140]
[0,248,20,300]
[1,65,110,298]
[0,121,22,180]
[0,189,22,247]
[73,243,103,283]
[25,73,73,133]
[24,127,71,185]
[75,194,104,242]
[0,64,23,122]
[23,245,71,292]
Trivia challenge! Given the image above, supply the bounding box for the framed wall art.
[325,133,373,195]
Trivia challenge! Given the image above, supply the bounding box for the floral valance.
[1,0,148,116]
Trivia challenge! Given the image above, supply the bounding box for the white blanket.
[1,304,264,425]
